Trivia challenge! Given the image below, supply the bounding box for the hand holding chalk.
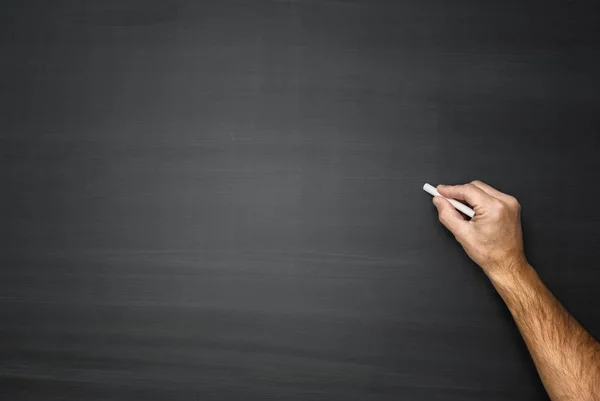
[423,183,475,218]
[427,181,526,277]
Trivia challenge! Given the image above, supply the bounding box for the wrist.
[486,256,531,286]
[486,261,542,316]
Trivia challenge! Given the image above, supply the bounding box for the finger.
[433,197,468,236]
[437,183,493,208]
[469,180,512,201]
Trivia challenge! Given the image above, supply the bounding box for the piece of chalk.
[423,183,475,218]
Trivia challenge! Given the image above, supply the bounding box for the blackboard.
[2,1,600,400]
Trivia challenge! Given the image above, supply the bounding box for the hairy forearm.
[489,263,600,401]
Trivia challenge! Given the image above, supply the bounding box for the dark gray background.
[2,0,600,400]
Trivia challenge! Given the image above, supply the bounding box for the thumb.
[433,197,467,237]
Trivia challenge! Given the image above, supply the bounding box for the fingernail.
[432,197,440,206]
[437,185,446,189]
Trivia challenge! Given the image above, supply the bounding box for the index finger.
[437,183,493,208]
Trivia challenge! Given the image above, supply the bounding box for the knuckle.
[506,196,520,210]
[490,199,505,214]
[470,180,482,186]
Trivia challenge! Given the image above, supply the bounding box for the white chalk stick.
[423,183,475,218]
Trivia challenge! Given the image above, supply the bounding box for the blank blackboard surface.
[2,1,600,400]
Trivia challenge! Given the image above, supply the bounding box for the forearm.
[489,263,600,401]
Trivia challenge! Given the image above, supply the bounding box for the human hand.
[432,180,527,278]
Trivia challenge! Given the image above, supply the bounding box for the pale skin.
[432,181,600,401]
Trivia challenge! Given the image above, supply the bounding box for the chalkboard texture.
[2,1,600,400]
